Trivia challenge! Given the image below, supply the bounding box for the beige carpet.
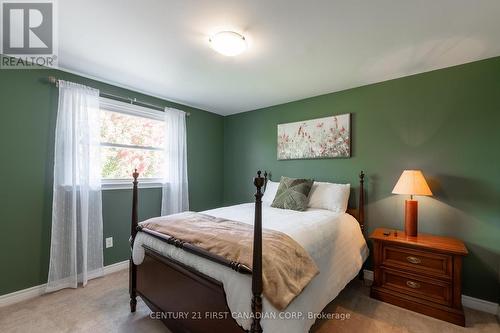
[0,270,498,333]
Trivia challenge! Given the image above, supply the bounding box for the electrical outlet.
[105,237,113,248]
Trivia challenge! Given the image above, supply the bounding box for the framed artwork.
[277,113,351,160]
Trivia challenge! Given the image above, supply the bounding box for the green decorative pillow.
[271,176,314,211]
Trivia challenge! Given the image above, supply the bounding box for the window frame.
[99,97,166,190]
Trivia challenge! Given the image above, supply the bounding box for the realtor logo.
[1,0,57,68]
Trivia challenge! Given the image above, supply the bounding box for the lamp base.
[405,200,418,237]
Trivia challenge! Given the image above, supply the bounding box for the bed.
[129,171,368,333]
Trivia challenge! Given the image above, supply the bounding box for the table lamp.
[392,170,433,237]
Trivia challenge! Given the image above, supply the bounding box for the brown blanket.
[140,212,319,310]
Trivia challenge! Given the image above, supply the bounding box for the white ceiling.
[59,0,500,115]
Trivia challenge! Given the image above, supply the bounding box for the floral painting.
[277,114,351,160]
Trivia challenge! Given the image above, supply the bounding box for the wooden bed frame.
[129,171,365,333]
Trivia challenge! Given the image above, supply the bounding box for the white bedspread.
[132,203,368,333]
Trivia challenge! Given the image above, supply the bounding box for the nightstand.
[369,228,468,326]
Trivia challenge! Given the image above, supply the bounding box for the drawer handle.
[406,280,421,289]
[406,256,421,264]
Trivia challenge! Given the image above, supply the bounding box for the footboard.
[137,246,245,332]
[129,170,266,333]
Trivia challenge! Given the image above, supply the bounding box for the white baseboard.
[0,284,47,308]
[363,269,374,281]
[362,269,499,316]
[0,260,129,308]
[103,260,129,275]
[462,295,499,315]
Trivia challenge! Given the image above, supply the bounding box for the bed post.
[129,169,139,312]
[358,170,365,234]
[357,171,366,281]
[251,171,265,333]
[263,171,268,192]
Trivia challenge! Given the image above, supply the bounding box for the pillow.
[262,180,279,206]
[308,181,350,213]
[271,176,314,211]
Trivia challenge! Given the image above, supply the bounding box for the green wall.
[223,57,500,303]
[1,56,499,304]
[0,67,224,295]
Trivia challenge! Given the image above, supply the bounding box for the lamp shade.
[392,170,433,196]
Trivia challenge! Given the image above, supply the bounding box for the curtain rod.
[47,76,190,117]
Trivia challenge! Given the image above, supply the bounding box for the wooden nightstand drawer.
[370,229,468,326]
[382,245,452,279]
[380,268,452,306]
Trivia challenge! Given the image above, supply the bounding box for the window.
[99,98,166,189]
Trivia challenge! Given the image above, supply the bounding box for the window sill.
[101,180,164,190]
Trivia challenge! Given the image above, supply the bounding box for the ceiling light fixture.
[209,31,247,56]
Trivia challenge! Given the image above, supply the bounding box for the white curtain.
[161,108,189,215]
[46,80,103,293]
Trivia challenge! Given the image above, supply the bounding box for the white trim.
[102,260,130,275]
[101,142,164,152]
[0,284,46,308]
[0,260,129,308]
[462,295,499,315]
[102,179,163,190]
[363,269,374,281]
[362,269,499,315]
[100,97,166,120]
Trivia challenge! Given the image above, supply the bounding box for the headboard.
[262,171,366,234]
